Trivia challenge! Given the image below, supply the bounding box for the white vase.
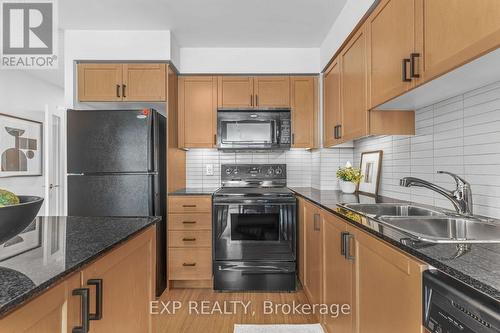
[339,180,357,194]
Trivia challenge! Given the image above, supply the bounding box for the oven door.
[217,111,281,150]
[213,198,296,261]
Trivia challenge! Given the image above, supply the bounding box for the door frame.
[44,105,66,216]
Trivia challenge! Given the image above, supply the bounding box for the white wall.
[0,71,65,214]
[179,48,320,74]
[354,80,500,219]
[64,30,172,106]
[320,0,376,69]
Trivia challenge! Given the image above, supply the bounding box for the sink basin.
[378,216,500,243]
[341,203,444,217]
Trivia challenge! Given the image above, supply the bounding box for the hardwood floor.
[155,288,318,333]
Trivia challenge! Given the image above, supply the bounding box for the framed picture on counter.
[358,150,383,196]
[0,113,43,178]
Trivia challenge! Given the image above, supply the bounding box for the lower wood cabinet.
[167,195,213,287]
[81,227,156,333]
[299,198,427,333]
[322,213,354,333]
[0,227,156,333]
[352,226,425,333]
[302,199,323,308]
[0,273,81,333]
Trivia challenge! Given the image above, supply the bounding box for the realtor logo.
[1,0,58,69]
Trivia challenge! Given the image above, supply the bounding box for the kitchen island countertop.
[0,216,159,317]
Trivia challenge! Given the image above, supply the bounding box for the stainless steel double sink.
[338,203,500,244]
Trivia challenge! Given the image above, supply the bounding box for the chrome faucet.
[400,171,473,216]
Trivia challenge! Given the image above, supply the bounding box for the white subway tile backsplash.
[354,80,500,219]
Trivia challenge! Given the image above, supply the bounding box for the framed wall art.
[358,150,383,196]
[0,113,43,178]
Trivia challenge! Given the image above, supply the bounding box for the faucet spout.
[400,172,473,216]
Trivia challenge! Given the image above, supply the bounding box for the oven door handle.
[218,265,295,274]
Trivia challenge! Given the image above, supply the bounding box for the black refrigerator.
[67,109,167,296]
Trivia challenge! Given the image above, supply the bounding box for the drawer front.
[169,248,212,280]
[169,230,211,248]
[168,196,212,213]
[168,213,212,230]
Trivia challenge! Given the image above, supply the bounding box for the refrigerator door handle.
[147,110,154,173]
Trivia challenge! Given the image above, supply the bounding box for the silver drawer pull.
[183,263,196,267]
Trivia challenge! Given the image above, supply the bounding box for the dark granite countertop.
[290,187,500,303]
[169,188,216,196]
[0,216,159,318]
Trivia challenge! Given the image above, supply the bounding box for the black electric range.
[212,164,297,292]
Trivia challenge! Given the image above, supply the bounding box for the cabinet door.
[178,76,218,148]
[322,213,354,333]
[304,201,322,306]
[341,28,368,141]
[217,76,254,108]
[417,0,500,83]
[0,273,81,333]
[323,58,342,147]
[122,64,166,101]
[254,76,291,108]
[81,227,156,333]
[291,76,318,148]
[78,64,123,101]
[367,0,415,108]
[297,198,307,285]
[352,227,425,333]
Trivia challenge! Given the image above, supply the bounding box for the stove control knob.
[233,168,239,175]
[267,168,275,176]
[275,167,283,175]
[225,168,233,175]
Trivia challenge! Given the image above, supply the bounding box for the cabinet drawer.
[168,213,212,230]
[168,196,212,213]
[169,248,212,280]
[169,231,211,248]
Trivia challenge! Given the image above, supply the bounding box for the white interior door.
[45,105,64,216]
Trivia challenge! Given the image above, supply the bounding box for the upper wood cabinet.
[323,57,342,147]
[254,76,290,108]
[303,200,323,308]
[366,0,416,108]
[340,27,369,141]
[416,0,500,83]
[78,63,166,102]
[178,76,218,148]
[217,76,254,108]
[122,64,166,101]
[217,76,290,108]
[290,76,318,148]
[322,213,354,333]
[78,63,123,102]
[352,227,425,333]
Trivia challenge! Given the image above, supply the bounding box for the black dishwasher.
[423,270,500,333]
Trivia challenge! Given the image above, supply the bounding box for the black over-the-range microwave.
[216,109,291,151]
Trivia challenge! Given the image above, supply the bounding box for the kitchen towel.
[234,324,324,333]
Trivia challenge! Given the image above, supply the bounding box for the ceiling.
[59,0,348,47]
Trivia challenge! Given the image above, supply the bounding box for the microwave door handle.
[275,121,280,144]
